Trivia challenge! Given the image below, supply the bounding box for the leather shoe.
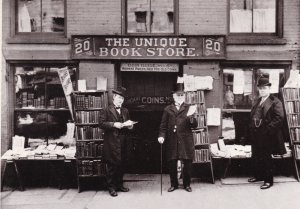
[260,182,273,190]
[167,186,178,192]
[248,177,263,183]
[118,186,130,192]
[109,189,118,197]
[184,186,192,192]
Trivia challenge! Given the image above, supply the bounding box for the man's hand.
[158,137,164,144]
[113,122,123,129]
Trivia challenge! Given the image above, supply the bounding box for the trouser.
[169,159,192,188]
[106,163,124,191]
[252,146,273,183]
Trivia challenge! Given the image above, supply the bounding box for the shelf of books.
[281,88,300,181]
[72,91,108,192]
[185,90,215,183]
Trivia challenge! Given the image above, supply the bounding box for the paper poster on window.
[243,71,253,95]
[183,74,195,91]
[195,76,213,90]
[269,70,280,93]
[207,108,221,126]
[233,70,244,94]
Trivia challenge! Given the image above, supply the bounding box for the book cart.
[185,90,215,183]
[281,88,300,181]
[72,91,108,192]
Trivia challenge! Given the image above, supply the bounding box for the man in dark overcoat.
[99,87,135,197]
[248,77,286,189]
[158,83,198,192]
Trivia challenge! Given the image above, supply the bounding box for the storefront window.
[223,68,285,110]
[17,0,65,33]
[230,0,276,33]
[127,0,174,34]
[14,65,77,146]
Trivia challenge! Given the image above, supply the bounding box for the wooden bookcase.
[14,66,77,147]
[185,90,215,183]
[281,88,300,181]
[72,91,108,192]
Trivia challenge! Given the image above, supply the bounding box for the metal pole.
[160,143,163,195]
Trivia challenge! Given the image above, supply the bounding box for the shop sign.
[71,35,226,60]
[121,63,179,72]
[126,96,173,105]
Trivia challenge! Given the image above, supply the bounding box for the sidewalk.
[1,174,300,209]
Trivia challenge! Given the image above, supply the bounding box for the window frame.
[227,0,285,45]
[221,61,291,112]
[7,0,69,44]
[122,0,179,35]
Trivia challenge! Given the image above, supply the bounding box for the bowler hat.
[172,83,185,94]
[112,86,127,97]
[257,77,271,87]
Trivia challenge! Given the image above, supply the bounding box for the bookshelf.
[14,66,77,146]
[185,90,215,183]
[281,88,300,181]
[72,91,108,192]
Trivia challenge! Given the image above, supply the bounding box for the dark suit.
[249,95,286,183]
[159,103,198,187]
[99,104,131,190]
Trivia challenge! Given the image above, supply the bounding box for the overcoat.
[250,95,286,155]
[159,103,198,161]
[99,104,130,165]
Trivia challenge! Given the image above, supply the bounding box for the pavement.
[1,174,300,209]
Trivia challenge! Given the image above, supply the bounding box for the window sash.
[229,0,277,34]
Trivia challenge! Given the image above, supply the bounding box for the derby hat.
[172,83,185,94]
[112,86,127,97]
[257,77,271,87]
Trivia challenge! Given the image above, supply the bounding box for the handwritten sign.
[72,36,226,60]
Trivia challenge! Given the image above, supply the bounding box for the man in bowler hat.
[99,87,135,197]
[158,83,198,192]
[248,76,286,189]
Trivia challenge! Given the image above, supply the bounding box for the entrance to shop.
[121,70,178,174]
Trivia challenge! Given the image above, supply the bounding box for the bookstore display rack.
[185,90,215,183]
[14,66,77,146]
[72,91,108,192]
[281,88,300,181]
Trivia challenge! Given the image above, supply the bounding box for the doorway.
[121,71,178,173]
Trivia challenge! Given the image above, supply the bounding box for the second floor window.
[17,0,65,33]
[230,0,276,33]
[127,0,175,34]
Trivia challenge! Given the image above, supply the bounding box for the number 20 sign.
[203,37,224,57]
[74,38,93,55]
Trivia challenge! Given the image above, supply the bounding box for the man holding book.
[158,83,198,192]
[99,87,136,197]
[248,77,286,189]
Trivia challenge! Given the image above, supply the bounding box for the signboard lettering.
[121,63,179,72]
[72,36,225,60]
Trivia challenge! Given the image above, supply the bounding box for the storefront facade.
[2,0,300,174]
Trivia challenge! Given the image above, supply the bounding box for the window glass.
[223,68,285,110]
[230,0,276,33]
[17,0,64,33]
[127,0,174,34]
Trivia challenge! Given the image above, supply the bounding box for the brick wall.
[67,0,121,36]
[179,0,227,35]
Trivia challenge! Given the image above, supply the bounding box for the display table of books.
[1,145,76,191]
[210,143,292,178]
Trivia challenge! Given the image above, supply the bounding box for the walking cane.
[160,143,163,195]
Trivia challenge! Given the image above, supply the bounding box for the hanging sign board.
[121,63,179,72]
[71,35,226,60]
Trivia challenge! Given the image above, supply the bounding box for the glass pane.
[42,0,65,32]
[15,67,46,108]
[17,0,42,32]
[223,69,254,109]
[151,0,174,33]
[47,111,72,143]
[15,112,48,147]
[253,0,276,32]
[230,0,253,32]
[127,0,150,33]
